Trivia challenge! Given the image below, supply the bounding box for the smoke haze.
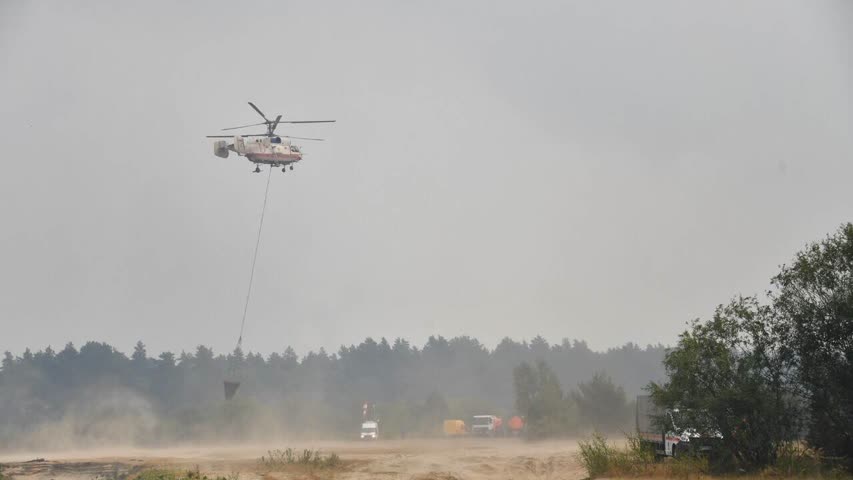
[1,0,851,378]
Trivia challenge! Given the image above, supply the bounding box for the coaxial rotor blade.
[270,115,282,133]
[207,133,269,138]
[281,135,325,141]
[278,120,336,124]
[248,102,270,122]
[221,122,268,131]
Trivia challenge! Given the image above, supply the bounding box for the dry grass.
[256,448,356,479]
[577,434,851,479]
[259,448,342,470]
[131,467,237,480]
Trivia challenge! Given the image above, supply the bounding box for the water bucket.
[224,380,240,400]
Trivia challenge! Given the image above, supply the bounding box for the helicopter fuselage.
[215,135,303,167]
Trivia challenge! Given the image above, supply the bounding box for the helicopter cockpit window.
[291,145,300,152]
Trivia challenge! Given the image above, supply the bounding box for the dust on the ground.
[0,438,585,480]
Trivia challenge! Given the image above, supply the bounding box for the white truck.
[360,420,379,440]
[470,415,503,437]
[636,395,719,457]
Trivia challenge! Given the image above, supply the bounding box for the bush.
[259,449,341,469]
[577,432,614,478]
[578,432,708,479]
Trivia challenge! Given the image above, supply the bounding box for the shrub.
[259,448,341,469]
[578,432,707,479]
[577,432,614,478]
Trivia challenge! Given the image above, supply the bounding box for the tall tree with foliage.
[572,372,630,432]
[772,223,853,470]
[513,360,576,438]
[649,297,799,470]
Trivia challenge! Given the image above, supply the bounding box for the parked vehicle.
[470,415,503,437]
[507,415,525,435]
[360,420,379,440]
[636,395,720,457]
[443,419,467,436]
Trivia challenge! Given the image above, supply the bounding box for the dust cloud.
[16,388,158,451]
[0,438,587,480]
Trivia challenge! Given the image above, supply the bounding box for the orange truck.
[443,419,467,436]
[507,415,525,435]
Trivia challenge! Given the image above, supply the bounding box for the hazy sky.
[1,1,851,357]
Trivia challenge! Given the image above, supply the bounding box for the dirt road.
[0,438,586,480]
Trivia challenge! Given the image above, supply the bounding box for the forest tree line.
[0,335,665,449]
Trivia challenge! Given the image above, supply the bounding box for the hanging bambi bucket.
[224,380,240,400]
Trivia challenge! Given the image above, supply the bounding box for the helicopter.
[207,102,335,173]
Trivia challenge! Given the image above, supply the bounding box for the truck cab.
[471,415,502,436]
[360,420,379,440]
[636,395,721,457]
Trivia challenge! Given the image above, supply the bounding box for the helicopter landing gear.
[281,167,287,173]
[290,165,294,171]
[253,166,261,173]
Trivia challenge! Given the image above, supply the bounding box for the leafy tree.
[772,223,853,470]
[1,352,12,372]
[412,391,450,435]
[648,297,798,470]
[513,360,577,438]
[132,341,148,364]
[572,372,630,432]
[422,391,449,420]
[513,362,537,415]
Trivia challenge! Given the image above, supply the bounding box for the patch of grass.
[578,433,853,479]
[259,449,341,470]
[667,454,709,479]
[578,432,707,479]
[578,431,660,478]
[765,443,853,479]
[132,468,232,480]
[134,469,180,480]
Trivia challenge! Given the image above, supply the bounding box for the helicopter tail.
[213,140,230,158]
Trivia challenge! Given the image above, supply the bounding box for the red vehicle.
[507,415,525,435]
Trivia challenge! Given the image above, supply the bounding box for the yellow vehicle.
[443,419,467,436]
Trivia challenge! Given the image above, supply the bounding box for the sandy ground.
[0,438,586,480]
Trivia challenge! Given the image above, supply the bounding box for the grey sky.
[1,1,850,357]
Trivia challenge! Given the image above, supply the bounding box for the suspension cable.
[236,167,273,350]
